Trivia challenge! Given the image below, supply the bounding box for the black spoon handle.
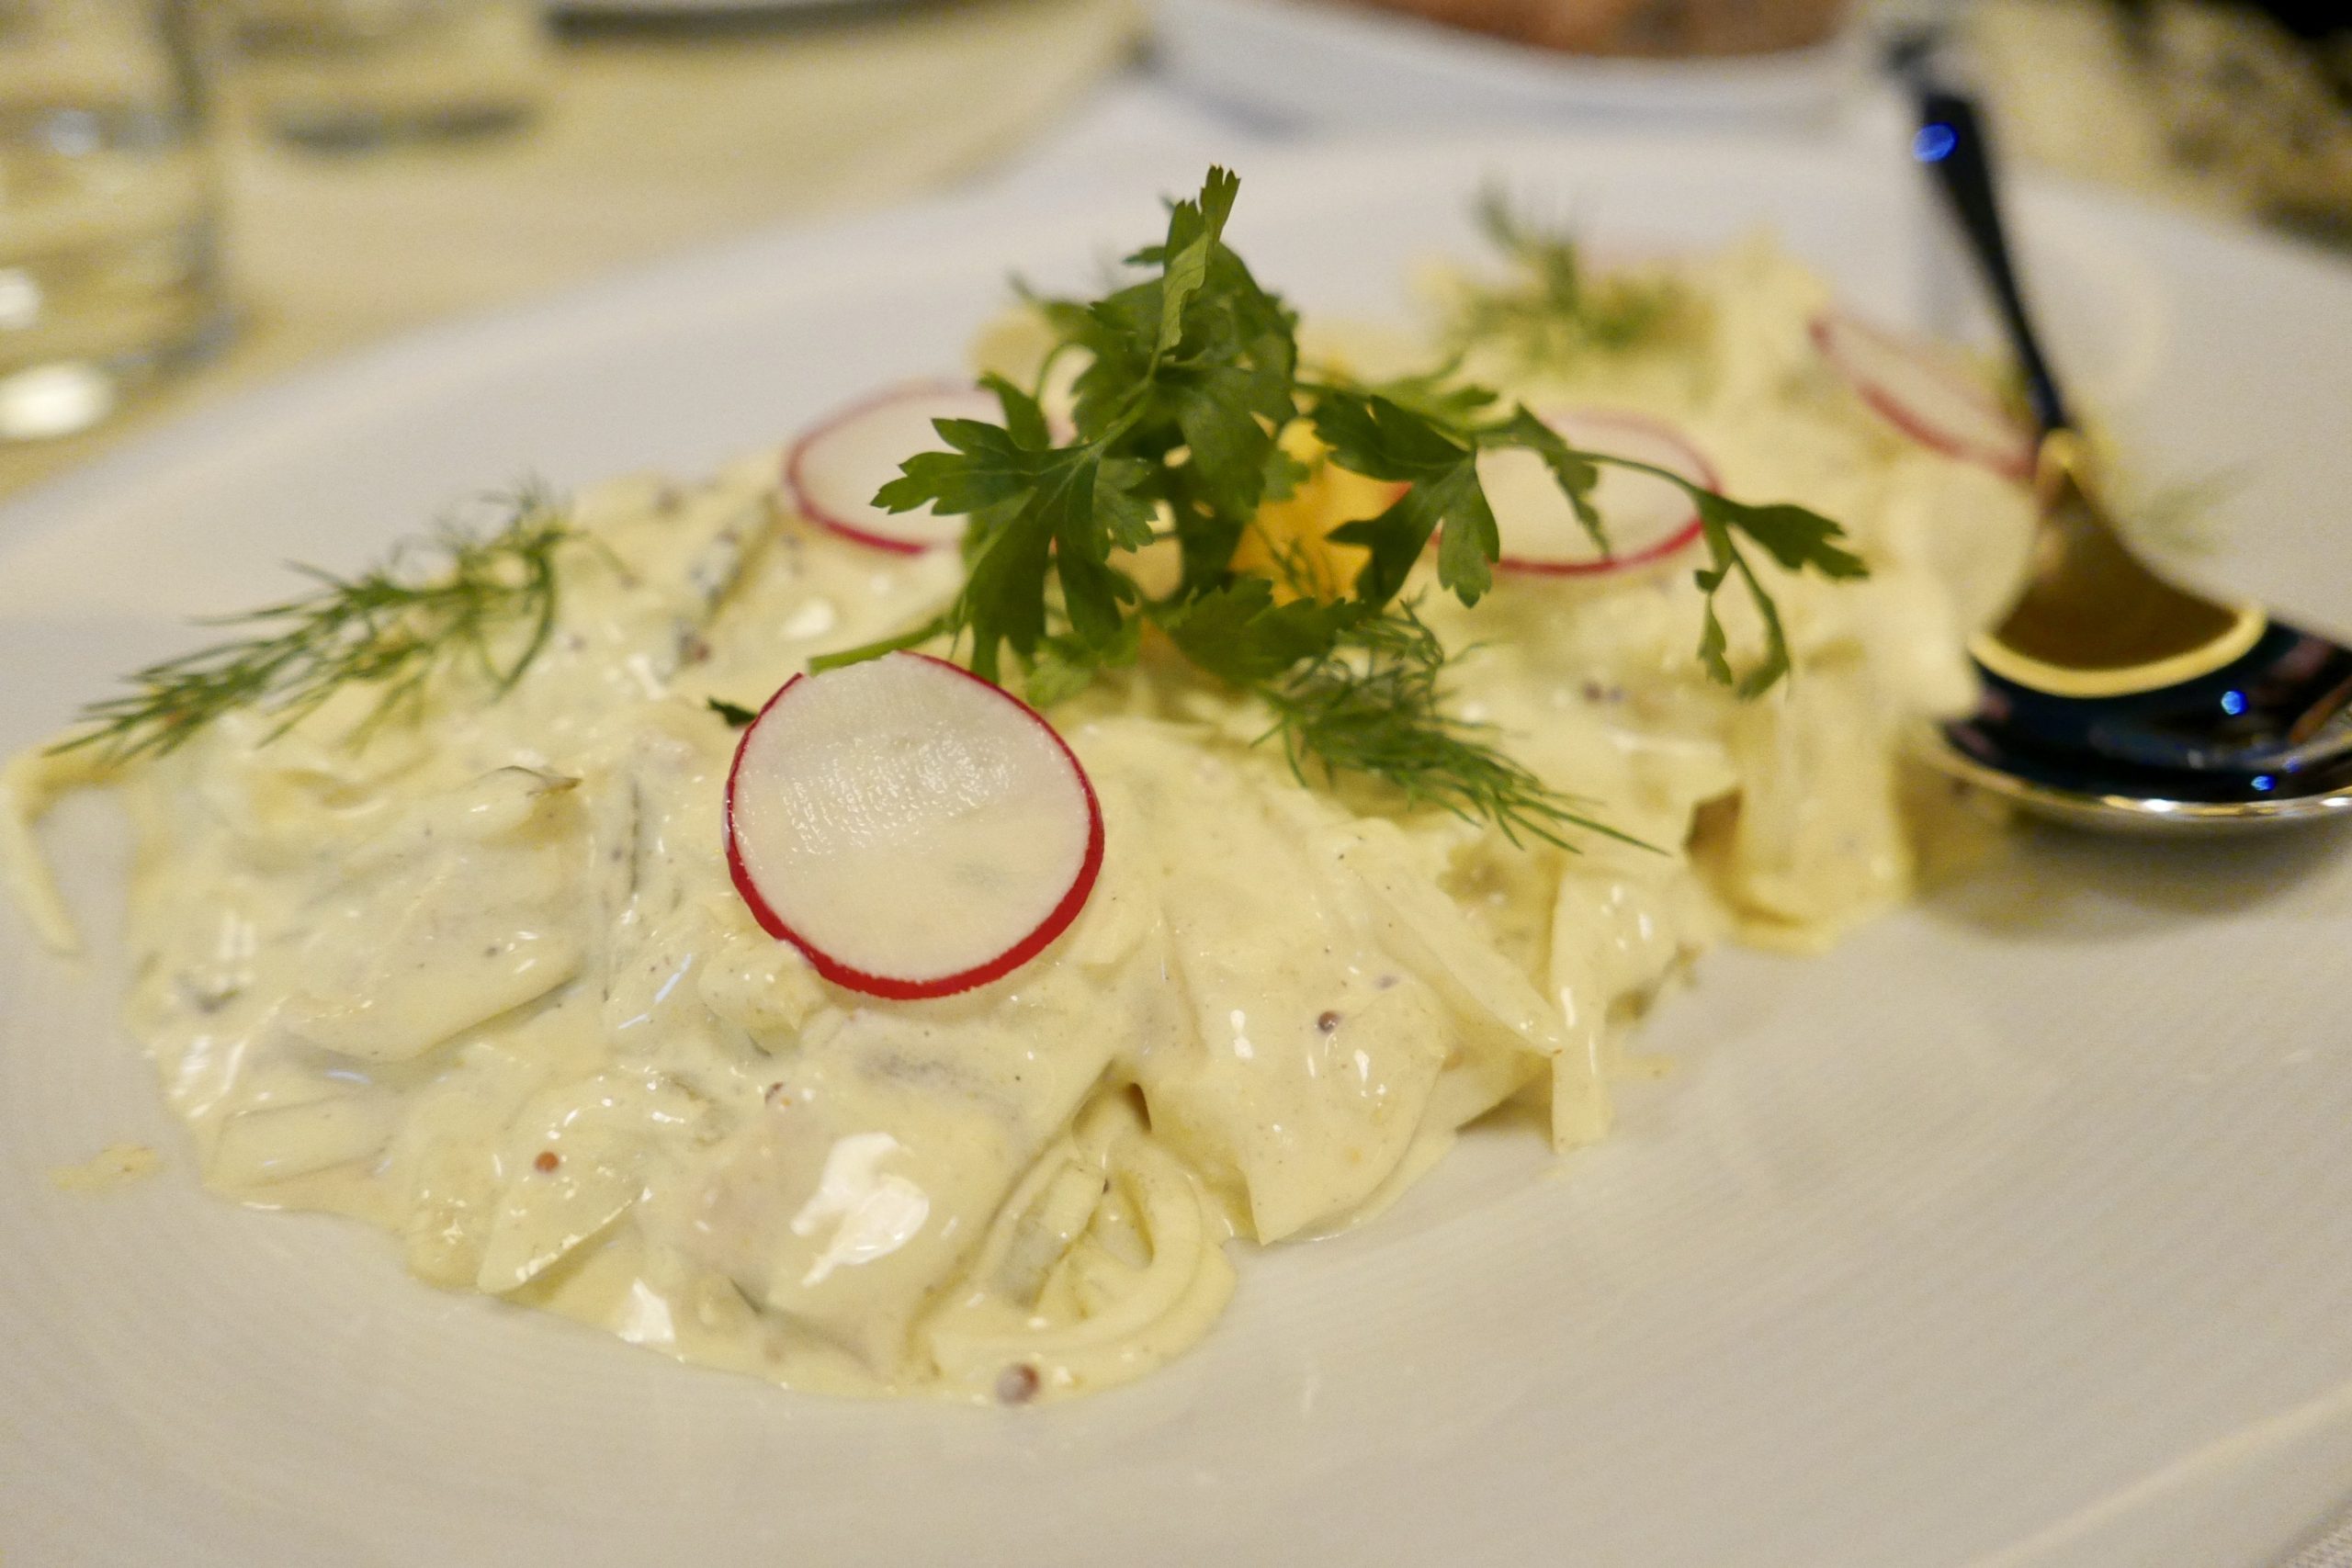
[1913,86,2074,434]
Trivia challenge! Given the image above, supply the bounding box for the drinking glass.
[0,0,228,441]
[226,0,548,150]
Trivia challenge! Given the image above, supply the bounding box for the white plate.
[1150,0,1867,132]
[5,134,2352,1568]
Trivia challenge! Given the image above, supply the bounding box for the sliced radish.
[786,382,1002,554]
[1476,408,1717,577]
[723,651,1103,1000]
[1810,311,2034,481]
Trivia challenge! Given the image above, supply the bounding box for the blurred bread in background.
[1340,0,1849,58]
[2120,0,2352,243]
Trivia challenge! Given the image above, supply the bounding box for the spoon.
[1902,77,2352,832]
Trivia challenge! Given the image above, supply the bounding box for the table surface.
[0,0,1142,500]
[0,0,2319,502]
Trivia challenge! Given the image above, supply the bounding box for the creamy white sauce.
[2,239,2035,1401]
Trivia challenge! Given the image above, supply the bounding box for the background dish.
[1148,0,1867,130]
[3,133,2351,1568]
[548,0,881,17]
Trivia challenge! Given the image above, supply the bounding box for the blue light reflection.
[2220,690,2247,716]
[1914,124,1959,163]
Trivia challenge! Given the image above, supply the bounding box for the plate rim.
[6,127,2352,1568]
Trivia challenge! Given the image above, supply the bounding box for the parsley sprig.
[817,168,1867,843]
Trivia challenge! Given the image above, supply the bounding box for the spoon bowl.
[1899,70,2352,832]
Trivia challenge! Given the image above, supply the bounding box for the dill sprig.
[54,491,572,764]
[1261,603,1640,851]
[1447,186,1689,368]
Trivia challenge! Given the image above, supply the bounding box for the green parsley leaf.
[982,370,1050,451]
[1482,404,1606,553]
[875,418,1037,517]
[1689,491,1863,697]
[1023,618,1141,708]
[1358,359,1498,427]
[1152,165,1240,360]
[955,446,1094,681]
[1157,577,1358,687]
[1309,387,1477,481]
[1310,390,1494,605]
[1699,493,1867,580]
[1312,390,1623,608]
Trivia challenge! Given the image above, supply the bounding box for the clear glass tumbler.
[0,0,229,441]
[226,0,548,150]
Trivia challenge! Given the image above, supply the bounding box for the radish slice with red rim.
[1478,407,1717,577]
[724,651,1103,1000]
[786,382,1002,554]
[1810,311,2033,481]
